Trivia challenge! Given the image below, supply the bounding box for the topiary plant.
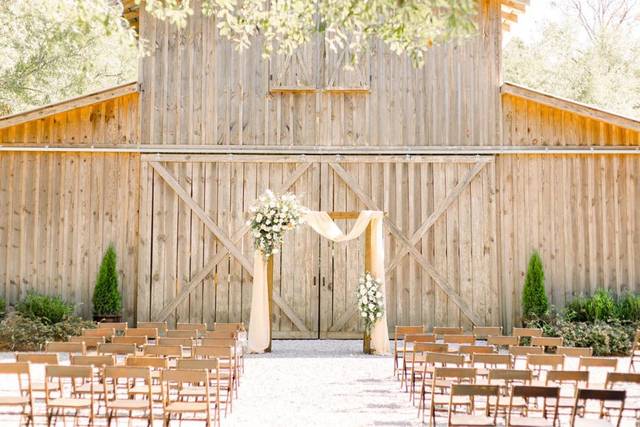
[522,251,549,323]
[92,245,122,318]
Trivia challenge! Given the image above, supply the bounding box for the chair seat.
[178,386,224,398]
[31,382,59,392]
[508,416,556,427]
[109,399,151,410]
[498,396,527,408]
[47,398,92,408]
[129,385,161,395]
[0,396,29,406]
[75,383,99,394]
[573,419,614,427]
[433,395,471,405]
[165,401,208,412]
[450,414,496,426]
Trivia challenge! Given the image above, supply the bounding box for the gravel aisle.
[228,340,419,427]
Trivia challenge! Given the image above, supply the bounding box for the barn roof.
[0,82,138,130]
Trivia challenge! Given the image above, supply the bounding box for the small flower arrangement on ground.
[249,190,308,258]
[357,272,384,332]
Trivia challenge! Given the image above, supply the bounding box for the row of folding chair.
[95,321,245,338]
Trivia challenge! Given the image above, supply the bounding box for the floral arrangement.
[248,190,308,258]
[357,272,384,332]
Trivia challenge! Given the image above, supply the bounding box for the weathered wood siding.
[137,155,499,335]
[0,93,139,145]
[139,0,501,147]
[502,93,640,146]
[0,152,140,319]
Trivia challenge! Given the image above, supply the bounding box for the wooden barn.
[1,0,639,337]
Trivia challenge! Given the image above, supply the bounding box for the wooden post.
[363,222,374,354]
[266,256,274,353]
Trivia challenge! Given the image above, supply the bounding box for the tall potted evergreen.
[92,245,123,322]
[521,251,548,324]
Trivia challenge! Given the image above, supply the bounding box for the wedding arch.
[247,197,390,355]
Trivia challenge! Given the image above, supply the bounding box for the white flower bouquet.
[356,272,384,332]
[248,190,308,258]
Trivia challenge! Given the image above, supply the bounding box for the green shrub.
[0,296,5,318]
[0,313,95,351]
[92,245,122,316]
[616,292,640,322]
[521,252,548,322]
[15,292,73,324]
[565,289,640,322]
[585,288,617,321]
[564,296,590,322]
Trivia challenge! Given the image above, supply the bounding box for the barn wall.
[0,152,140,320]
[139,0,502,147]
[0,93,140,145]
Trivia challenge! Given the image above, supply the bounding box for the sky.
[506,0,562,43]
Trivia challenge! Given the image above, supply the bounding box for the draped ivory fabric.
[248,210,390,354]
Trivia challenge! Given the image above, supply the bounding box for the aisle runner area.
[228,340,418,426]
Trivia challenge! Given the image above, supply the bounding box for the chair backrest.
[16,352,60,364]
[203,330,236,340]
[213,322,245,332]
[97,343,137,356]
[103,366,154,413]
[449,384,499,426]
[104,366,152,381]
[394,325,425,340]
[433,326,464,336]
[112,335,148,346]
[143,344,183,358]
[526,354,565,370]
[136,322,167,335]
[201,337,237,348]
[605,372,640,388]
[413,343,448,353]
[82,328,114,338]
[97,321,128,332]
[443,334,475,344]
[193,345,233,360]
[512,327,543,338]
[177,358,219,371]
[473,326,502,338]
[571,388,626,427]
[432,367,476,382]
[166,329,197,339]
[488,369,532,384]
[530,336,563,347]
[45,365,94,396]
[161,368,209,386]
[45,341,86,355]
[0,362,32,395]
[126,327,159,338]
[556,346,593,357]
[426,352,465,367]
[546,370,589,389]
[579,356,618,371]
[68,336,106,348]
[176,322,207,333]
[125,356,169,369]
[404,334,436,344]
[70,355,116,367]
[509,346,544,356]
[458,345,497,355]
[508,385,560,427]
[472,353,512,368]
[488,336,519,347]
[158,337,193,347]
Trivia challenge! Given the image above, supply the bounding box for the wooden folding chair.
[167,329,198,339]
[488,336,519,349]
[404,343,449,394]
[570,388,625,427]
[394,326,425,377]
[448,384,500,427]
[471,354,512,379]
[579,357,618,378]
[443,334,476,346]
[630,330,640,372]
[213,322,245,332]
[526,354,564,380]
[433,326,464,337]
[103,366,154,426]
[203,330,237,340]
[530,336,563,352]
[545,370,589,414]
[555,346,592,358]
[126,327,159,340]
[44,365,95,426]
[97,343,138,359]
[158,337,194,348]
[177,322,207,335]
[201,337,244,374]
[68,335,106,349]
[473,326,503,340]
[414,351,464,405]
[161,369,213,426]
[509,346,544,366]
[0,362,35,426]
[70,355,116,401]
[604,372,640,419]
[512,327,543,338]
[398,334,436,387]
[137,322,167,336]
[177,358,223,422]
[15,353,60,396]
[506,385,560,427]
[44,341,86,356]
[82,327,115,338]
[125,356,168,400]
[459,345,497,364]
[423,367,476,425]
[488,369,533,414]
[97,321,128,334]
[112,335,149,347]
[193,346,237,409]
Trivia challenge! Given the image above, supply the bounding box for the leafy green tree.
[522,251,549,322]
[504,0,640,119]
[92,245,122,316]
[0,0,138,115]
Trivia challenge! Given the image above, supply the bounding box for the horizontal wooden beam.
[502,0,527,13]
[268,87,371,94]
[0,82,139,129]
[502,82,640,133]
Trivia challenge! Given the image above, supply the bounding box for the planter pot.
[363,330,372,354]
[93,314,122,323]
